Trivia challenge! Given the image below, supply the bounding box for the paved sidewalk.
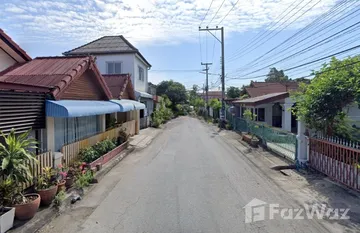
[129,127,163,149]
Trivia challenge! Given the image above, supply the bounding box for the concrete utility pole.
[201,62,212,114]
[199,26,225,121]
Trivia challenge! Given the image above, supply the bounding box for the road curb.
[10,147,135,233]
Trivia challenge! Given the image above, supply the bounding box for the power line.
[226,0,306,61]
[228,0,320,62]
[207,0,226,26]
[232,1,359,72]
[199,0,215,27]
[217,0,240,25]
[151,69,202,72]
[227,45,360,80]
[233,20,360,77]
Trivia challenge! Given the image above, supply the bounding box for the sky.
[1,0,359,90]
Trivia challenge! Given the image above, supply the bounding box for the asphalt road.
[42,117,330,233]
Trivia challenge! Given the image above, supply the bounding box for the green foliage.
[175,104,185,116]
[80,138,117,163]
[226,86,241,99]
[243,109,256,121]
[106,117,117,129]
[151,96,174,128]
[209,98,221,110]
[74,170,93,189]
[265,67,289,82]
[188,85,200,102]
[226,123,232,130]
[0,129,38,186]
[79,147,99,163]
[292,56,360,139]
[53,190,66,208]
[0,178,16,206]
[240,94,249,100]
[156,80,187,107]
[36,167,57,190]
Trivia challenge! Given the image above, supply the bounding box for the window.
[257,108,265,122]
[138,66,144,81]
[106,62,122,74]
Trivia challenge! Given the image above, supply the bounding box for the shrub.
[53,190,66,208]
[80,147,99,163]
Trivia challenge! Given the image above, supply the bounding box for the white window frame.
[106,61,122,74]
[138,66,144,81]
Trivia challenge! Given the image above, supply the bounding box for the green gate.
[233,117,297,161]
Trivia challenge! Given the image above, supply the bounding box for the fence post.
[296,121,308,168]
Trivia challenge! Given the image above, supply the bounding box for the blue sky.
[1,0,359,90]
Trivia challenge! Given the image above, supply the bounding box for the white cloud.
[1,0,341,46]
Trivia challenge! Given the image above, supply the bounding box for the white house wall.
[345,103,360,127]
[0,48,16,72]
[134,55,148,92]
[95,53,135,80]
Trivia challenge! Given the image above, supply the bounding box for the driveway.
[40,116,331,233]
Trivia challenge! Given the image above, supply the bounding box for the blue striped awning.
[46,100,120,117]
[110,99,146,111]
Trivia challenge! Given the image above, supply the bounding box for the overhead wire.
[207,0,226,26]
[226,0,307,61]
[217,0,241,25]
[199,0,215,27]
[228,0,321,62]
[226,44,360,80]
[232,0,359,73]
[232,20,360,78]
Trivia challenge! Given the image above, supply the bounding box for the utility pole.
[199,26,225,121]
[201,62,212,115]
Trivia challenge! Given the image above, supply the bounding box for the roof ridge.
[63,36,109,55]
[35,55,90,59]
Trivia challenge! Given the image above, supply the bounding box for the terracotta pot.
[65,177,74,189]
[37,186,58,206]
[13,194,40,221]
[57,180,66,193]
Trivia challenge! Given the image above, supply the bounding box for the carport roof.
[233,92,289,106]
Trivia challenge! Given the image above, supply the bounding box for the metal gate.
[309,137,360,191]
[234,117,297,161]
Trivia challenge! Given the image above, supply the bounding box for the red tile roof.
[0,29,31,61]
[0,56,112,100]
[103,74,135,100]
[246,82,299,97]
[199,91,222,99]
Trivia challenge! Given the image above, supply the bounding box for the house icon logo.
[243,198,267,223]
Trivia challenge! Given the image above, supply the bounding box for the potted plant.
[0,178,15,233]
[242,109,260,147]
[54,164,67,193]
[117,128,129,145]
[35,167,58,206]
[0,130,40,221]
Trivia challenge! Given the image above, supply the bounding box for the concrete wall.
[0,48,16,72]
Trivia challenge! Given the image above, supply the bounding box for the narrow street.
[41,117,330,233]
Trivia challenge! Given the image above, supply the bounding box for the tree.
[265,67,289,82]
[292,56,360,139]
[156,80,187,108]
[189,84,200,102]
[226,86,241,99]
[209,98,221,110]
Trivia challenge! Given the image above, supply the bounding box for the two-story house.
[63,35,153,128]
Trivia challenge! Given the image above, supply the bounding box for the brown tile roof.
[0,56,112,100]
[233,92,289,106]
[63,36,151,67]
[245,82,298,97]
[199,91,222,99]
[0,29,31,61]
[103,74,135,100]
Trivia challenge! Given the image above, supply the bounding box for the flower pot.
[65,177,74,189]
[37,186,58,206]
[0,207,15,233]
[13,194,40,221]
[242,134,259,147]
[57,180,66,193]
